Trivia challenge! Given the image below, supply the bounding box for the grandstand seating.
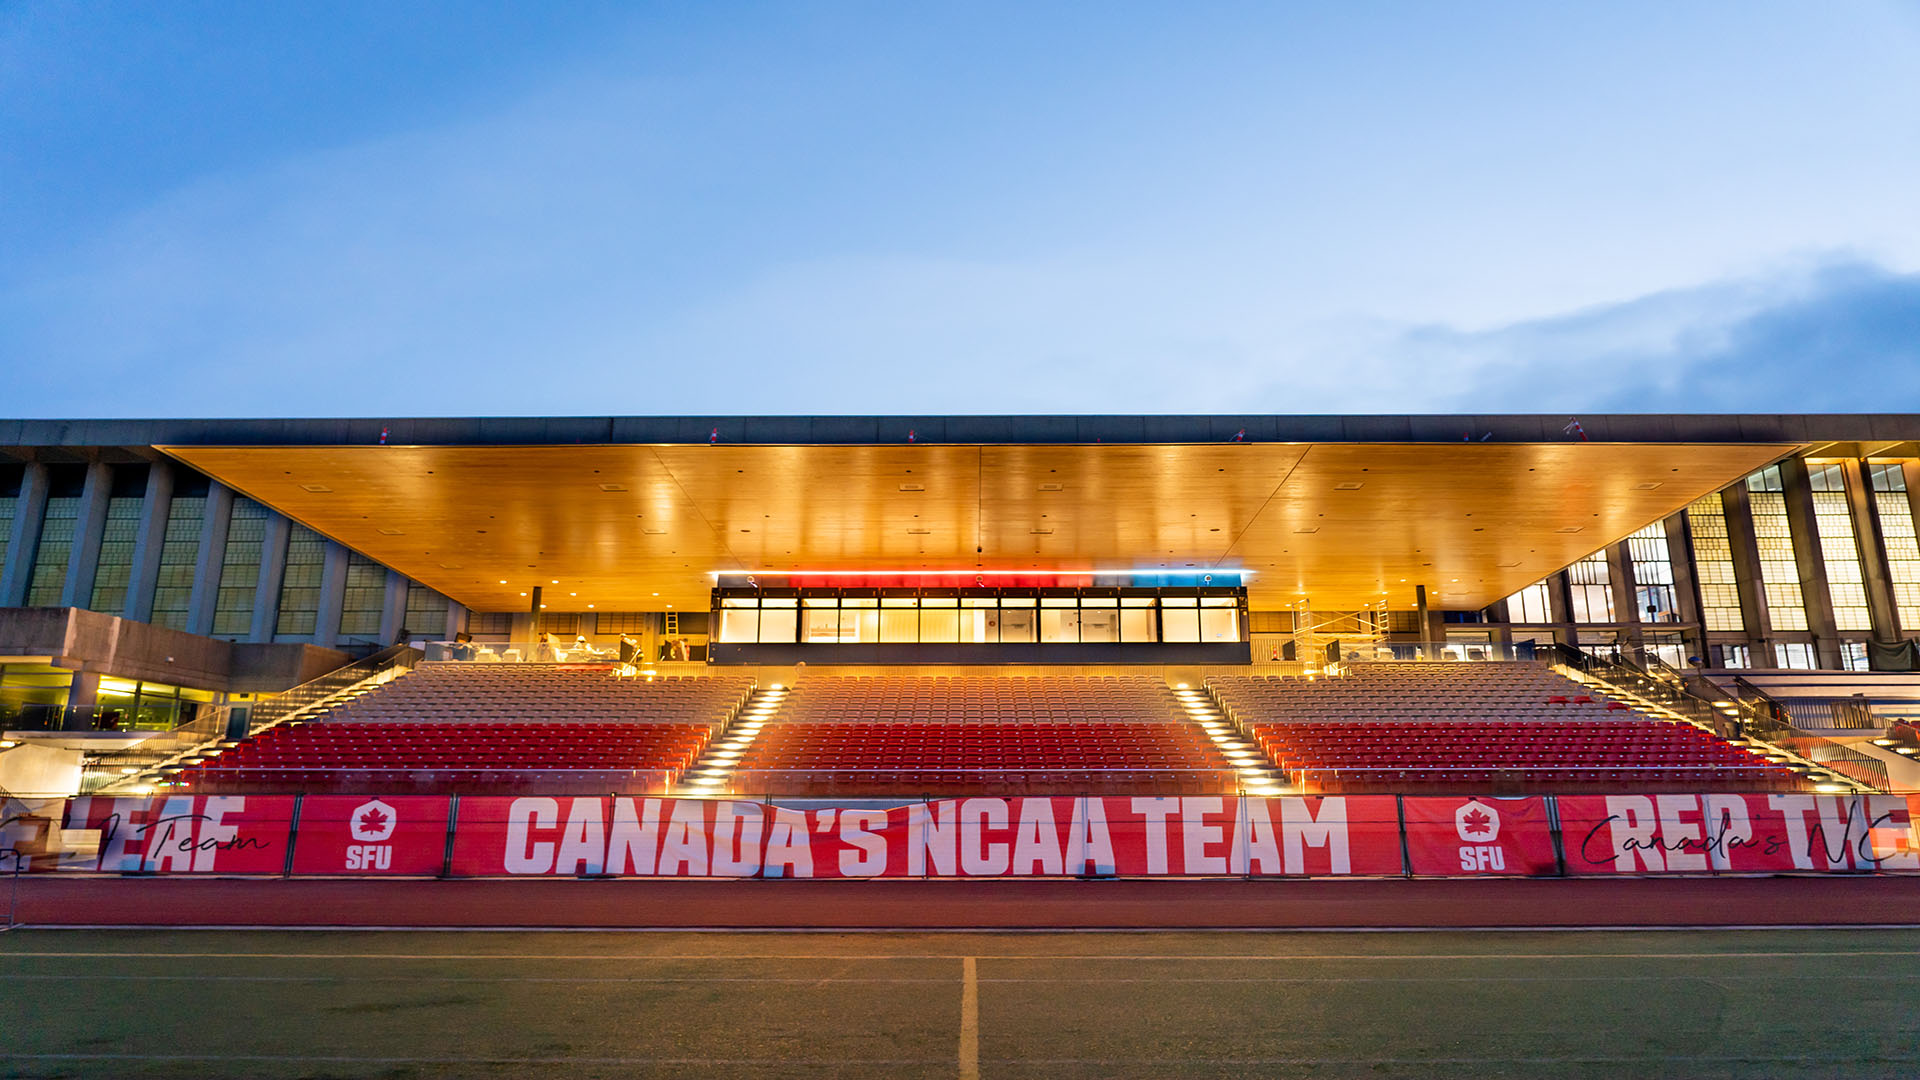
[729,676,1233,794]
[173,722,714,794]
[777,674,1185,724]
[315,663,753,724]
[1245,719,1800,793]
[1216,662,1805,792]
[733,721,1235,795]
[165,663,752,794]
[1210,661,1638,724]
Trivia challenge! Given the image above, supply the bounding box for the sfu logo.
[346,799,397,870]
[1456,799,1506,872]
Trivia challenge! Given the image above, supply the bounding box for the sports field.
[2,928,1917,1079]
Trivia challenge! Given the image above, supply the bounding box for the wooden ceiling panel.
[162,440,1797,614]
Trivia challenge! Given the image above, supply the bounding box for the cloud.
[1314,258,1920,413]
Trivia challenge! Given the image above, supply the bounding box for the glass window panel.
[757,607,797,643]
[1160,595,1197,607]
[338,553,386,638]
[146,495,204,631]
[1120,596,1155,607]
[881,597,918,608]
[920,596,957,607]
[275,525,327,638]
[1161,607,1201,642]
[1040,597,1077,608]
[999,596,1035,608]
[1120,608,1156,642]
[1039,607,1079,642]
[721,597,758,608]
[841,608,879,642]
[1200,607,1240,641]
[87,497,143,614]
[1079,607,1118,642]
[26,496,80,606]
[841,597,877,608]
[402,582,448,639]
[717,608,758,642]
[879,607,918,642]
[1079,596,1117,607]
[960,608,998,643]
[761,596,797,608]
[1749,483,1808,631]
[1506,581,1552,623]
[999,607,1035,642]
[212,499,268,637]
[804,608,841,642]
[803,596,837,607]
[1201,596,1236,607]
[1687,492,1745,632]
[961,597,997,608]
[920,607,960,642]
[1809,468,1872,631]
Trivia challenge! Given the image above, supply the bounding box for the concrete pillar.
[1845,458,1900,639]
[186,484,234,636]
[0,463,50,607]
[444,601,467,641]
[1607,541,1640,652]
[1719,483,1771,658]
[1663,510,1705,664]
[61,462,114,609]
[1779,457,1841,668]
[249,514,291,642]
[377,570,409,646]
[312,541,350,648]
[124,461,174,622]
[63,671,100,732]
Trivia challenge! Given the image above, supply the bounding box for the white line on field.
[959,956,979,1080]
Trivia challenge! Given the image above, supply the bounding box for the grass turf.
[2,928,1917,1079]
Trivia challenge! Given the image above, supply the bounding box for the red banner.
[61,795,294,874]
[1403,796,1558,877]
[1557,793,1920,875]
[446,795,1405,878]
[290,796,452,876]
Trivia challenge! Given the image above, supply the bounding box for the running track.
[12,875,1920,928]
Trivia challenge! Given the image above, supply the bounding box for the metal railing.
[1549,643,1888,793]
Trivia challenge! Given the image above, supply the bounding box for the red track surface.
[13,875,1920,928]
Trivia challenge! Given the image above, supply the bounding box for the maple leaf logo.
[349,799,398,842]
[1460,807,1492,837]
[1454,799,1501,842]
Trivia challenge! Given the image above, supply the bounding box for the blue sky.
[3,2,1918,417]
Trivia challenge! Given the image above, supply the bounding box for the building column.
[312,541,350,649]
[0,462,50,607]
[124,461,174,622]
[186,483,234,636]
[61,462,114,609]
[249,514,292,642]
[377,570,409,646]
[63,671,100,732]
[1663,510,1706,663]
[444,601,468,641]
[1719,482,1772,660]
[1779,457,1842,668]
[1843,458,1900,640]
[1607,542,1641,653]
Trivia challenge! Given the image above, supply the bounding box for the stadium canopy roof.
[9,414,1919,613]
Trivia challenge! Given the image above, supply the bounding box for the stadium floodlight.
[1873,738,1896,746]
[1814,783,1848,793]
[1897,747,1918,755]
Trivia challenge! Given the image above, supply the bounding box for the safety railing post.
[440,794,460,879]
